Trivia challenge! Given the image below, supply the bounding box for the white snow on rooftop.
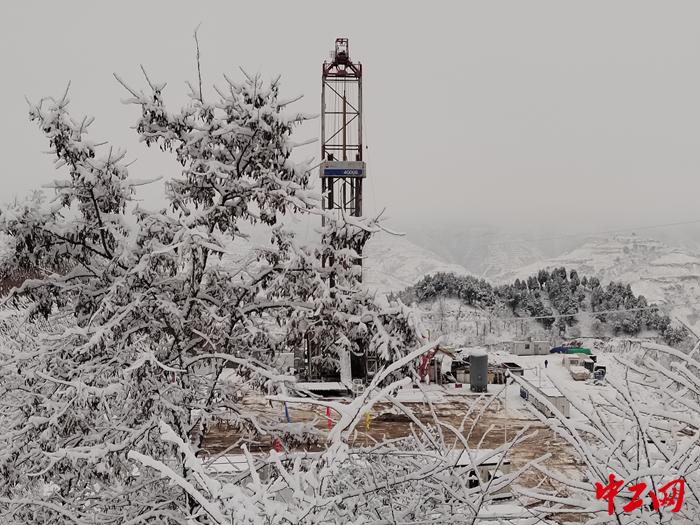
[459,346,488,358]
[296,381,349,392]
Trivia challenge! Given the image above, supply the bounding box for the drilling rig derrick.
[308,38,369,387]
[320,37,365,226]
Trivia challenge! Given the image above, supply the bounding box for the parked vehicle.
[549,346,568,354]
[550,346,592,355]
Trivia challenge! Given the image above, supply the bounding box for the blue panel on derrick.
[323,168,365,177]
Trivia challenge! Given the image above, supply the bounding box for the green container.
[565,347,592,355]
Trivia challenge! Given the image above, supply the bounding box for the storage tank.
[469,353,488,393]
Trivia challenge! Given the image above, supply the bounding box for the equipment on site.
[301,38,369,387]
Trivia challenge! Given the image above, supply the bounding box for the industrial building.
[415,346,508,392]
[516,375,571,418]
[505,339,550,356]
[446,449,513,500]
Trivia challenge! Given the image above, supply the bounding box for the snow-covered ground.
[386,341,643,429]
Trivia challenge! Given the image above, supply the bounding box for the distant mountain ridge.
[362,232,470,293]
[495,235,700,335]
[406,226,550,279]
[360,231,700,341]
[215,229,700,336]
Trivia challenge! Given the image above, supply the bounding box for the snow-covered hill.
[496,235,700,334]
[210,228,471,296]
[476,238,549,279]
[362,232,471,294]
[406,226,550,279]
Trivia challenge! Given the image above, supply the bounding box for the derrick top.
[323,38,362,79]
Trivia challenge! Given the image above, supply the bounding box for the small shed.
[508,340,549,356]
[446,449,513,499]
[517,376,571,418]
[562,355,594,371]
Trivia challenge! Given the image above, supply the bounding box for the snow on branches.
[514,341,700,523]
[3,59,696,525]
[0,66,425,524]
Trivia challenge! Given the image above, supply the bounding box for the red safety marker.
[326,406,332,430]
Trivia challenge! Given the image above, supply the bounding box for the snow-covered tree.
[513,341,700,523]
[126,343,552,524]
[3,48,696,525]
[0,68,422,523]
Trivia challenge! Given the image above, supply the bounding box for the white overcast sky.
[2,1,700,234]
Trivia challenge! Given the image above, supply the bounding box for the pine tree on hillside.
[405,268,687,344]
[569,269,580,288]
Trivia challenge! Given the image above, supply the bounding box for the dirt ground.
[202,389,582,497]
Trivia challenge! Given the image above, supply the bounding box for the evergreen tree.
[569,269,580,288]
[527,275,539,290]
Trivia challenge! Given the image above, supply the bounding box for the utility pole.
[504,373,508,443]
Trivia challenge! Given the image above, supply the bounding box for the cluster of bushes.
[402,268,688,346]
[408,273,496,309]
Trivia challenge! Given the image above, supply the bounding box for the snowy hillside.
[497,235,700,334]
[208,229,470,296]
[362,232,471,293]
[407,226,549,279]
[476,237,549,279]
